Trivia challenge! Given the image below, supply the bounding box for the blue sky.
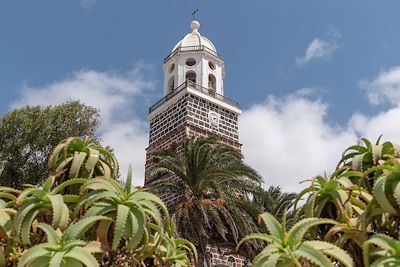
[2,1,400,191]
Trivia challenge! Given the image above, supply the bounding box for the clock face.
[208,112,219,126]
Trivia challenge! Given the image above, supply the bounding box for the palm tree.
[253,186,297,225]
[148,137,262,264]
[238,212,354,267]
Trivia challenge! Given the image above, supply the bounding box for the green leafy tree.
[149,137,262,264]
[238,212,353,267]
[0,101,100,188]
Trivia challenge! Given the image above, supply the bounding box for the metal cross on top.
[192,9,199,20]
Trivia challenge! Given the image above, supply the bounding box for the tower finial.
[190,20,200,33]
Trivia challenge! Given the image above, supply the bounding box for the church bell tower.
[145,20,242,185]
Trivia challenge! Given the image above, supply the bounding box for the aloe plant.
[363,234,400,266]
[13,175,86,244]
[18,216,110,267]
[296,168,372,223]
[139,220,198,267]
[48,136,119,181]
[369,161,400,215]
[76,166,168,251]
[237,212,353,267]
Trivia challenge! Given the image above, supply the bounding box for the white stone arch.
[208,73,216,90]
[185,70,197,83]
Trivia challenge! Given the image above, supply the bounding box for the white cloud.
[12,65,400,194]
[296,30,341,67]
[240,93,355,192]
[13,65,154,186]
[80,0,97,9]
[240,90,400,193]
[360,67,400,106]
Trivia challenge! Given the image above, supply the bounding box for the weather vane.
[192,9,199,20]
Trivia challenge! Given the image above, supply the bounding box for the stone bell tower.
[144,20,242,184]
[144,19,248,267]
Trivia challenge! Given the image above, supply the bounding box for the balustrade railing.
[164,45,222,63]
[148,80,239,114]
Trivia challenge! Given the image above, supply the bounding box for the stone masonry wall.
[145,90,245,266]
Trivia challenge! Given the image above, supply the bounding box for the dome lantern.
[163,20,225,97]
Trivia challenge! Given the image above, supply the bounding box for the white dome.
[172,21,217,52]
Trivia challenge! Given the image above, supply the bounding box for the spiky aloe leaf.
[257,212,284,239]
[393,182,400,208]
[0,192,18,202]
[49,252,66,267]
[371,257,400,266]
[363,234,400,267]
[69,152,86,179]
[372,145,383,164]
[84,203,115,218]
[14,202,39,237]
[46,194,67,228]
[61,258,83,267]
[295,243,334,267]
[36,223,59,244]
[53,178,88,194]
[126,208,145,250]
[83,178,121,194]
[373,176,397,215]
[98,161,111,178]
[112,204,130,250]
[55,157,74,173]
[21,209,39,244]
[48,142,65,166]
[83,241,102,254]
[304,240,353,267]
[64,246,99,267]
[236,233,278,251]
[42,176,55,192]
[133,191,168,218]
[253,252,280,267]
[74,190,112,215]
[287,218,337,246]
[63,194,80,204]
[64,216,110,241]
[17,244,49,267]
[125,165,133,193]
[352,153,366,171]
[135,198,163,225]
[83,148,100,178]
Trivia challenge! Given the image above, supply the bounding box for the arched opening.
[168,76,175,93]
[208,74,216,94]
[186,71,196,84]
[227,256,235,267]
